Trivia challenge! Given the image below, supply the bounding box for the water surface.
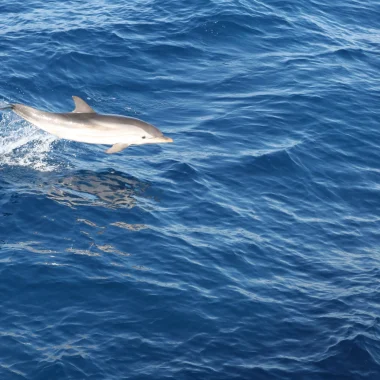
[1,0,380,379]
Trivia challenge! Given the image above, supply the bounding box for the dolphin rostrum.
[2,96,173,153]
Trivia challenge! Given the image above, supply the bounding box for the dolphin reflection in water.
[46,169,150,209]
[0,168,150,257]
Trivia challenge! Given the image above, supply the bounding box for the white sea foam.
[0,108,59,172]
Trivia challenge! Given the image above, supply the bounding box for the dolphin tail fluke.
[0,104,13,111]
[105,143,130,154]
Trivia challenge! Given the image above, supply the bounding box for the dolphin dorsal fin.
[72,96,96,113]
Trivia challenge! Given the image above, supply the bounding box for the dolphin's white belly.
[51,126,140,145]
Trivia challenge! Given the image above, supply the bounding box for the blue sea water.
[0,0,380,378]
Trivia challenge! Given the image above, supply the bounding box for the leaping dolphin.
[1,96,173,154]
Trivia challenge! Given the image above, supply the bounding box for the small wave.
[0,109,59,172]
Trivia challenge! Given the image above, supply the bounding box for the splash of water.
[0,108,60,172]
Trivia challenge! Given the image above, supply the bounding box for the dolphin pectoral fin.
[72,96,96,113]
[105,143,130,154]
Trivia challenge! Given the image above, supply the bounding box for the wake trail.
[0,107,59,172]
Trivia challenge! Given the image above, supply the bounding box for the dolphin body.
[5,96,173,154]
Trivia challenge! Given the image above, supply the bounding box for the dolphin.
[1,96,173,153]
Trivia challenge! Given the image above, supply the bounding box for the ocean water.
[1,0,380,379]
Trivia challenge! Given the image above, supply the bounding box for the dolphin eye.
[142,136,146,139]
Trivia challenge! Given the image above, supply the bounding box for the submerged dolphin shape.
[4,96,173,154]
